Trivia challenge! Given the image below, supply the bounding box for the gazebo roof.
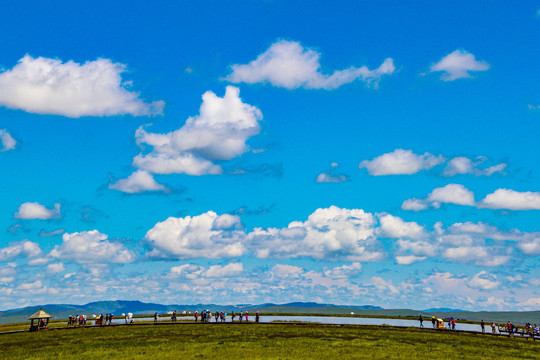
[28,308,52,320]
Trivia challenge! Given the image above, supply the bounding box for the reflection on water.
[110,315,485,332]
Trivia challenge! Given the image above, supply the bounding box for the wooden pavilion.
[28,308,52,331]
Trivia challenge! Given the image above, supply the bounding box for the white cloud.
[393,220,518,267]
[479,189,540,210]
[359,149,444,176]
[467,271,500,290]
[0,129,16,151]
[395,255,427,265]
[50,230,134,263]
[134,86,262,175]
[429,50,490,81]
[316,173,349,183]
[517,237,540,255]
[109,170,167,194]
[443,156,506,177]
[248,206,381,261]
[47,262,65,274]
[271,264,304,278]
[323,262,362,278]
[376,214,425,239]
[147,206,382,262]
[401,198,429,212]
[205,263,244,278]
[427,184,475,207]
[169,262,244,279]
[0,240,42,261]
[0,55,164,117]
[225,40,395,90]
[316,162,349,183]
[14,202,61,220]
[146,211,246,259]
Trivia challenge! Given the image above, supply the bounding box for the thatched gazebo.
[28,308,52,331]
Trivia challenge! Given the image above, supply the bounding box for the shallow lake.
[107,315,489,333]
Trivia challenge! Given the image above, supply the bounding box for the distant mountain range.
[1,300,537,325]
[0,300,382,324]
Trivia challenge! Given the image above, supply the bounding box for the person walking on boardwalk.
[255,311,260,323]
[245,311,249,322]
[154,312,159,324]
[431,316,436,328]
[480,320,485,333]
[419,315,423,328]
[491,322,496,333]
[231,311,236,322]
[194,311,199,322]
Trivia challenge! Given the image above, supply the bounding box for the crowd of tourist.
[193,310,260,323]
[418,314,539,336]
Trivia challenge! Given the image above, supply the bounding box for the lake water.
[108,315,488,333]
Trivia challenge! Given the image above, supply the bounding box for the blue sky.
[0,1,539,311]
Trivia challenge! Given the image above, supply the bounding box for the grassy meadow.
[0,322,538,359]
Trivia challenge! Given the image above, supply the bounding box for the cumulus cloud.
[376,214,425,239]
[109,170,167,194]
[0,55,164,117]
[14,202,61,220]
[145,206,540,266]
[467,271,500,290]
[146,206,382,262]
[248,206,382,261]
[225,40,395,90]
[427,184,475,207]
[134,86,262,175]
[50,230,134,263]
[205,263,244,278]
[404,186,540,212]
[443,156,506,177]
[0,240,42,261]
[393,219,521,267]
[359,149,444,176]
[402,184,476,211]
[479,189,540,210]
[170,263,244,278]
[46,262,65,274]
[316,162,349,183]
[0,129,16,151]
[401,198,429,212]
[395,255,427,265]
[271,264,304,278]
[145,211,246,259]
[517,237,540,255]
[429,50,490,81]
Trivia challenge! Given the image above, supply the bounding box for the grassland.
[0,322,538,359]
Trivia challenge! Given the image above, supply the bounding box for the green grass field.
[0,323,538,359]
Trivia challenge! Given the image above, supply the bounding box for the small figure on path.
[255,312,260,323]
[195,311,199,322]
[245,311,249,322]
[154,312,159,324]
[419,314,423,328]
[431,316,436,329]
[480,320,485,333]
[491,322,496,333]
[231,311,236,322]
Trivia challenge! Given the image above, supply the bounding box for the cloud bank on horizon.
[0,2,538,312]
